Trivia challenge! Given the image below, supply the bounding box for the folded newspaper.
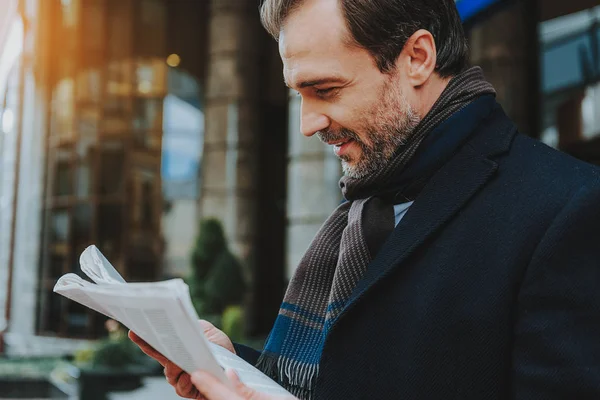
[53,245,290,396]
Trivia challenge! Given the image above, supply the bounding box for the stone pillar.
[469,0,540,137]
[5,0,52,355]
[285,92,341,278]
[200,0,262,265]
[557,91,585,149]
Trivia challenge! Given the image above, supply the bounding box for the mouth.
[328,139,354,157]
[327,139,350,146]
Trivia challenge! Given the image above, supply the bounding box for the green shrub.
[91,337,140,368]
[73,321,143,369]
[187,219,247,317]
[73,348,95,366]
[222,305,244,343]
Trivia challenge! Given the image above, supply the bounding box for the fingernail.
[190,371,203,381]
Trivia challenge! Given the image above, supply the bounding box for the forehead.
[278,0,366,87]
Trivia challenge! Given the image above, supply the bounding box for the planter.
[0,377,69,399]
[76,364,159,400]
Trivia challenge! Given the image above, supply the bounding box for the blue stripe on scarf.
[326,301,346,313]
[264,313,325,365]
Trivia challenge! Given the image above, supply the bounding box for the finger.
[164,365,196,399]
[165,364,203,399]
[128,331,169,366]
[128,330,148,346]
[174,371,201,399]
[165,362,184,383]
[191,371,242,400]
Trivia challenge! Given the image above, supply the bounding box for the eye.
[314,87,338,97]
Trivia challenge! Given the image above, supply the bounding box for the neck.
[414,75,452,119]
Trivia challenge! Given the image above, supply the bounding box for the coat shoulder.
[503,133,600,196]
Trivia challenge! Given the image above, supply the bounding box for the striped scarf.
[256,67,495,399]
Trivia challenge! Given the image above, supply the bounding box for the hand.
[191,369,298,400]
[128,320,235,399]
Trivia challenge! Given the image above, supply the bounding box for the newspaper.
[53,245,290,397]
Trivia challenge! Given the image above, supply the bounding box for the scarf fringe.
[257,353,319,400]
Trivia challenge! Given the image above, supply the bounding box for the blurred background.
[0,0,598,398]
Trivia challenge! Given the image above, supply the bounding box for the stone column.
[285,92,341,278]
[200,0,262,264]
[5,0,52,355]
[469,0,540,137]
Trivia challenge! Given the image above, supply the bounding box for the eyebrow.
[285,77,346,89]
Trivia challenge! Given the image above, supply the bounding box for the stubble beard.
[319,83,421,179]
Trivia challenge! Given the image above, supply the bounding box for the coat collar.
[333,98,517,327]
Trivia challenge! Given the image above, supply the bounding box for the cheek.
[329,91,382,143]
[333,114,370,141]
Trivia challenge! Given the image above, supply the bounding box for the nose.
[300,99,330,137]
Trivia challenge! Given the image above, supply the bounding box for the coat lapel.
[337,105,517,323]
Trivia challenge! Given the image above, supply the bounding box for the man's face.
[280,0,421,178]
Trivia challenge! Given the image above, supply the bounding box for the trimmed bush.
[187,219,247,316]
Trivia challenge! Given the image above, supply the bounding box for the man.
[131,0,600,398]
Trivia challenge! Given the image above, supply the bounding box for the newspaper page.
[53,245,290,396]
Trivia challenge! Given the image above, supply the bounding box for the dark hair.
[260,0,469,77]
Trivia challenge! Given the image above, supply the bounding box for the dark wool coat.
[236,96,600,399]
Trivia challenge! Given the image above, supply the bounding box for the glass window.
[76,70,102,103]
[41,289,62,334]
[50,209,69,246]
[66,301,90,338]
[133,98,162,132]
[539,7,600,154]
[98,140,124,195]
[72,204,92,250]
[53,148,72,197]
[103,95,131,135]
[135,59,167,97]
[106,0,132,60]
[75,109,98,198]
[52,79,75,141]
[131,167,157,229]
[81,0,104,53]
[49,253,67,281]
[137,0,166,58]
[38,0,205,339]
[97,202,122,262]
[133,98,163,149]
[106,61,133,97]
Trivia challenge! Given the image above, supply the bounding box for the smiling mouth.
[329,139,355,157]
[327,139,351,147]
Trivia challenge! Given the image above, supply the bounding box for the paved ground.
[108,377,186,400]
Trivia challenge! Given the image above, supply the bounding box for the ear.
[398,29,437,88]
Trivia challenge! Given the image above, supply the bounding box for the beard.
[317,82,421,179]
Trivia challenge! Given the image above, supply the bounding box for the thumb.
[199,319,215,332]
[226,369,259,398]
